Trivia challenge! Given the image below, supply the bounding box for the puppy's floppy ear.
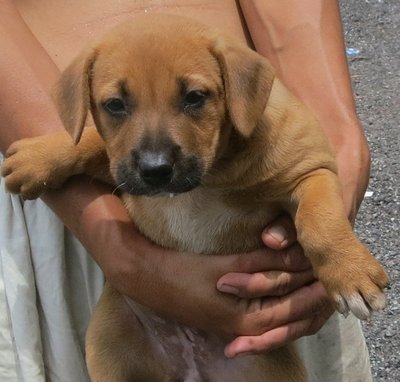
[211,37,275,137]
[53,47,97,144]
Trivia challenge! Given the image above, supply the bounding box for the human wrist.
[41,176,173,302]
[42,177,140,272]
[323,117,370,220]
[322,117,370,176]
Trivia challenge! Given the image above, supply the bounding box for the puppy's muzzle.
[138,151,174,187]
[116,143,204,197]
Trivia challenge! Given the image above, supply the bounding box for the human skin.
[0,0,368,357]
[239,0,370,222]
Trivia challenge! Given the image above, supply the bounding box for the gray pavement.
[340,1,399,380]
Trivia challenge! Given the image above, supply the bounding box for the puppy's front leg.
[1,127,110,199]
[290,169,388,319]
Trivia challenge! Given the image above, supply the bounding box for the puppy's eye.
[184,91,207,108]
[103,98,128,116]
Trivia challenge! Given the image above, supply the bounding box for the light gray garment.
[0,168,104,382]
[0,162,372,381]
[297,313,372,382]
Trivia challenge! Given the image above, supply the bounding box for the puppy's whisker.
[185,176,194,186]
[112,182,127,195]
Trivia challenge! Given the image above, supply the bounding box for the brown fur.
[1,14,388,382]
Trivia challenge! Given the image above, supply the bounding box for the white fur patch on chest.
[128,188,278,254]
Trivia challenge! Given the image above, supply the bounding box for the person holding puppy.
[0,1,372,381]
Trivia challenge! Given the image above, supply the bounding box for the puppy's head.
[54,14,274,196]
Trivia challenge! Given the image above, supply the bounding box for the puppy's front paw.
[317,243,389,320]
[1,133,75,199]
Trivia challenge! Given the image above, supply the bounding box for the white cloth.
[0,156,372,381]
[297,313,372,381]
[0,166,104,382]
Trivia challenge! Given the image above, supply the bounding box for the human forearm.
[240,0,370,217]
[41,176,146,282]
[240,0,358,132]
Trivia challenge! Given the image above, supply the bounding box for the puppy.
[1,14,388,382]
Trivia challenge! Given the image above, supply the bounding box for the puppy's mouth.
[115,155,204,197]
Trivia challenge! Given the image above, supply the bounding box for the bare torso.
[15,0,251,70]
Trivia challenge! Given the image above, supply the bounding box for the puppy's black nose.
[138,152,174,187]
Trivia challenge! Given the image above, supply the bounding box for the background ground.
[340,1,399,380]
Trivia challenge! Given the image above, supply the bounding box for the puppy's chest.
[123,190,278,254]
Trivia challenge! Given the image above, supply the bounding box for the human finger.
[234,281,331,337]
[262,213,297,250]
[225,304,334,358]
[217,269,315,298]
[230,243,311,277]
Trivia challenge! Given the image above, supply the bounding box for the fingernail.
[217,284,239,295]
[264,225,288,245]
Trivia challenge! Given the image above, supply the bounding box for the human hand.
[217,214,334,358]
[87,207,332,359]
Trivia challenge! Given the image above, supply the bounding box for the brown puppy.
[1,14,388,382]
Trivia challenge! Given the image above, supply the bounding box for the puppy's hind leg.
[86,284,173,382]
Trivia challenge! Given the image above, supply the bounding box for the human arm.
[219,0,370,356]
[239,0,370,221]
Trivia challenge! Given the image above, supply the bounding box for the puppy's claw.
[365,292,386,312]
[335,290,386,320]
[345,294,371,320]
[334,295,349,318]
